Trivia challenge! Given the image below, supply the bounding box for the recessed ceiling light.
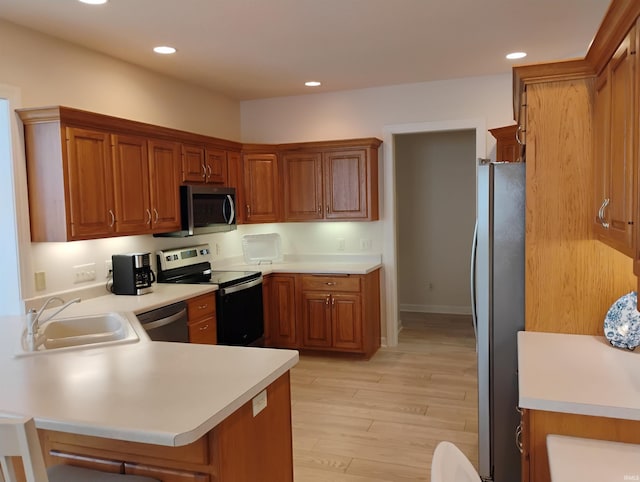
[78,0,108,4]
[153,46,177,55]
[305,81,321,87]
[506,52,527,60]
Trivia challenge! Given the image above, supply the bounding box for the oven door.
[217,277,264,346]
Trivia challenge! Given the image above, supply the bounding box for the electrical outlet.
[215,243,221,255]
[34,271,46,291]
[337,238,345,251]
[359,239,372,250]
[73,263,97,284]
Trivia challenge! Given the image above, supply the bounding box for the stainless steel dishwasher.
[136,301,189,342]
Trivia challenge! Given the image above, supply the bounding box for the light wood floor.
[290,312,478,482]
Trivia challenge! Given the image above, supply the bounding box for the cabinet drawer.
[301,275,361,292]
[125,462,209,482]
[189,317,217,345]
[187,294,216,322]
[44,431,209,465]
[49,450,123,473]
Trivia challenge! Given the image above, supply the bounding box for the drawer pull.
[515,423,523,454]
[199,324,209,331]
[198,304,208,310]
[326,282,336,286]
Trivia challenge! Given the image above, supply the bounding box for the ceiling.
[0,0,612,101]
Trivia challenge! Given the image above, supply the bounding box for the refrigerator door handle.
[470,220,478,348]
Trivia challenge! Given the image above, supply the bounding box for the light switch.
[252,389,267,417]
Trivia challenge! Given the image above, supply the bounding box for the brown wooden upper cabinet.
[489,125,522,163]
[181,144,229,185]
[242,153,281,223]
[18,106,183,241]
[281,139,381,222]
[593,24,636,257]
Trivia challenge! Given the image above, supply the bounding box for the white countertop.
[1,286,298,447]
[547,434,640,482]
[517,331,640,420]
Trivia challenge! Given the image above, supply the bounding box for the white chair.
[431,441,481,482]
[0,415,159,482]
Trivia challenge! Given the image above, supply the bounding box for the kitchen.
[1,1,639,481]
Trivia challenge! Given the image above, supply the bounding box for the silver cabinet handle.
[326,282,336,286]
[153,208,159,224]
[597,198,611,229]
[207,165,213,178]
[199,324,209,331]
[598,198,606,225]
[317,204,322,214]
[247,204,251,217]
[331,296,335,306]
[516,124,526,145]
[201,164,207,179]
[515,423,523,454]
[108,209,115,227]
[601,198,610,229]
[326,205,329,214]
[325,296,330,305]
[145,209,152,225]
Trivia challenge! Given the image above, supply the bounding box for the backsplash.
[26,221,383,300]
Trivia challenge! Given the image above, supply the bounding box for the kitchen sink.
[16,312,140,357]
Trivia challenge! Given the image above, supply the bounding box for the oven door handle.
[141,308,187,331]
[220,276,263,296]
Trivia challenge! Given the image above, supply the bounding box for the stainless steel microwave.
[155,185,236,237]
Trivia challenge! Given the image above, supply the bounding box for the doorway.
[382,119,486,346]
[395,130,476,324]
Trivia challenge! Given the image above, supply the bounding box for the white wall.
[0,20,240,139]
[241,73,513,343]
[241,74,513,144]
[396,130,476,314]
[0,20,241,302]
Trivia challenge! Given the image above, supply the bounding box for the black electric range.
[156,244,264,346]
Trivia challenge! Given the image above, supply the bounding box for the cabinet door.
[182,144,206,183]
[112,134,152,234]
[189,317,217,345]
[269,275,297,348]
[282,151,323,221]
[65,127,116,239]
[593,69,611,235]
[125,462,209,482]
[243,153,280,223]
[323,149,368,219]
[594,27,635,256]
[205,148,228,184]
[301,292,332,348]
[227,151,244,223]
[331,293,363,350]
[606,28,635,254]
[148,139,182,232]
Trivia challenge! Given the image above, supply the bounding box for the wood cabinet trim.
[18,106,242,151]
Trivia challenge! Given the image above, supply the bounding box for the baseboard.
[400,303,472,315]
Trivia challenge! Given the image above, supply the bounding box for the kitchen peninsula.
[0,292,299,482]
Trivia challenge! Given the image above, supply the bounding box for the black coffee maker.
[112,253,155,295]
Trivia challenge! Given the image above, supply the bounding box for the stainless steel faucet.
[26,296,82,336]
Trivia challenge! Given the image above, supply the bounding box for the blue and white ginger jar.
[604,291,640,350]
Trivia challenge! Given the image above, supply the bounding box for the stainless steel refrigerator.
[471,161,525,482]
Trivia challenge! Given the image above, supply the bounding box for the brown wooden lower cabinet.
[187,293,217,345]
[39,373,293,482]
[264,270,381,358]
[523,409,640,482]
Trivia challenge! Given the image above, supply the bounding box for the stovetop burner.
[156,244,261,288]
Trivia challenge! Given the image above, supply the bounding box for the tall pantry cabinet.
[513,3,640,480]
